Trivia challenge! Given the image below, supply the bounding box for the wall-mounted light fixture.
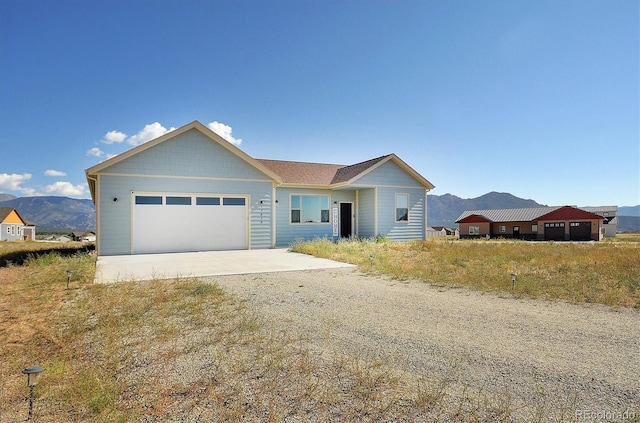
[113,197,118,202]
[22,366,44,420]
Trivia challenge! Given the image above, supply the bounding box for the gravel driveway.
[210,268,639,421]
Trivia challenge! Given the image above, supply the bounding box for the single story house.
[70,231,96,242]
[85,120,435,256]
[0,207,34,241]
[426,226,459,238]
[455,206,608,241]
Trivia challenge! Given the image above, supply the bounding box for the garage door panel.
[133,195,248,254]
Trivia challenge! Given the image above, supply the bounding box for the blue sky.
[1,0,638,207]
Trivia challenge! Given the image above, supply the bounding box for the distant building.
[0,207,35,241]
[455,205,615,241]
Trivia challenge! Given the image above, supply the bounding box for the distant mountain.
[619,205,640,217]
[618,216,640,232]
[0,196,95,232]
[0,193,17,202]
[427,191,545,227]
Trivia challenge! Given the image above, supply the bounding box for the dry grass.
[2,241,636,421]
[291,237,640,308]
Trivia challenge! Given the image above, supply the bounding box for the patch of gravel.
[207,268,640,421]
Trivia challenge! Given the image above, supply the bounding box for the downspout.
[272,181,281,248]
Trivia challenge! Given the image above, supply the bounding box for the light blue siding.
[351,161,424,188]
[105,129,271,181]
[352,161,427,241]
[274,188,356,247]
[95,130,275,255]
[357,188,376,238]
[377,187,426,241]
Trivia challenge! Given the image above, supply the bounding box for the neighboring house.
[0,207,34,241]
[580,206,618,236]
[456,206,607,241]
[426,226,459,238]
[85,120,435,256]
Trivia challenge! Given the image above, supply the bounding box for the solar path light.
[22,366,44,419]
[66,269,73,288]
[511,273,518,290]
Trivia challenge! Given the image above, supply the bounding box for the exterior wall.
[357,188,376,238]
[459,221,491,238]
[377,187,426,241]
[351,161,427,241]
[1,223,26,241]
[491,221,538,239]
[1,210,26,241]
[537,218,601,241]
[274,187,357,247]
[94,129,275,255]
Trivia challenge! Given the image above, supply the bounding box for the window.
[10,225,15,235]
[196,197,220,205]
[532,224,538,232]
[223,197,246,206]
[166,196,192,205]
[469,226,480,235]
[135,196,162,205]
[17,226,21,237]
[499,225,506,233]
[395,194,409,222]
[290,195,330,223]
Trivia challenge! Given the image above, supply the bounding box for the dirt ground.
[210,268,640,420]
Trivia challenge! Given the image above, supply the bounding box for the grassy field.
[291,236,640,309]
[1,239,638,421]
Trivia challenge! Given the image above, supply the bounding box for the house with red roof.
[455,206,610,241]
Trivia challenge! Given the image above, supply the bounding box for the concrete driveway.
[94,249,355,283]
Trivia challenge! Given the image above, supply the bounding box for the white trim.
[395,193,410,223]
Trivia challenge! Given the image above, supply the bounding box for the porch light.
[22,366,44,419]
[511,273,518,290]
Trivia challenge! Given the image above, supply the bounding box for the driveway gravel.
[209,268,640,421]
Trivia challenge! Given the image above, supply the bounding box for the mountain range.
[1,192,638,232]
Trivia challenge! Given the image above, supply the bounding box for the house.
[85,120,435,256]
[0,207,34,241]
[455,206,607,241]
[426,226,459,238]
[580,206,618,236]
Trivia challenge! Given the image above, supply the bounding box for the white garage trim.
[131,192,249,254]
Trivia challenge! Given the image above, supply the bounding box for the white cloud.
[45,169,66,177]
[128,122,175,146]
[87,147,104,157]
[207,121,242,145]
[44,181,86,197]
[0,173,32,191]
[101,130,127,144]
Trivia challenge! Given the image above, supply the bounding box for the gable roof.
[0,207,27,225]
[85,121,284,201]
[85,120,434,200]
[456,206,605,223]
[257,154,435,189]
[537,206,604,221]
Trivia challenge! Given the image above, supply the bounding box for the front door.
[340,203,353,238]
[513,226,520,239]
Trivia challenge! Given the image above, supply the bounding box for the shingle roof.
[256,154,393,186]
[0,207,14,222]
[255,159,345,185]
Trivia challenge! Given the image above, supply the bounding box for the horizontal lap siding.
[378,187,426,241]
[98,176,273,255]
[274,188,355,247]
[95,129,274,255]
[357,188,376,238]
[351,161,427,241]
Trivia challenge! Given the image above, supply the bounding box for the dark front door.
[340,203,352,238]
[513,226,520,239]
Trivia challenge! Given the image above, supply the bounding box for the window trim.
[395,193,409,223]
[469,226,480,235]
[290,194,331,224]
[498,225,506,233]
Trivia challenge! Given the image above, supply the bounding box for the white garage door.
[133,194,248,254]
